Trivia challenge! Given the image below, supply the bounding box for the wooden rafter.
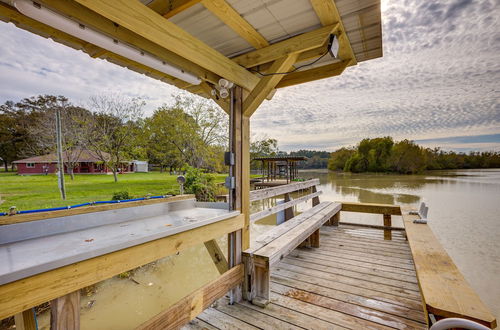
[146,0,202,19]
[276,60,348,88]
[309,0,357,65]
[73,0,259,91]
[243,54,299,116]
[233,24,339,68]
[201,0,269,49]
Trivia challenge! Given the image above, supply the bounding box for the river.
[35,168,499,329]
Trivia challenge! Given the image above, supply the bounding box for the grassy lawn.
[0,172,227,212]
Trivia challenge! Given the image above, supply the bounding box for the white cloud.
[0,0,499,151]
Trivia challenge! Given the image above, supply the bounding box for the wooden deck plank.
[281,257,420,292]
[272,268,423,310]
[270,292,393,329]
[181,318,219,330]
[196,308,260,330]
[318,243,415,263]
[237,299,349,330]
[214,298,304,329]
[274,262,421,300]
[272,283,426,329]
[321,240,412,258]
[271,274,426,323]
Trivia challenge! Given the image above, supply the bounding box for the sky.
[0,0,499,152]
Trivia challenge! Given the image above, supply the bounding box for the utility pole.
[56,108,66,200]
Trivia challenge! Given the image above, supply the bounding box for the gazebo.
[253,155,307,184]
[0,0,384,328]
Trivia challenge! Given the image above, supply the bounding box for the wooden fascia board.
[73,0,259,91]
[0,214,244,320]
[276,60,349,88]
[201,0,269,49]
[38,0,221,86]
[233,24,339,68]
[310,0,357,65]
[243,54,299,116]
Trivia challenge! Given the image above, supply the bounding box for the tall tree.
[86,94,144,182]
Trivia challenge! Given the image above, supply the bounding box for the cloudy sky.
[0,0,499,152]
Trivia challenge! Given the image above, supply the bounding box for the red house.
[13,149,133,175]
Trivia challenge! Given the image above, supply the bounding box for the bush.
[112,191,131,200]
[184,166,217,202]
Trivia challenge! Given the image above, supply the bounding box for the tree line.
[0,94,228,181]
[328,137,500,174]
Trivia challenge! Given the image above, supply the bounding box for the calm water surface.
[35,169,500,329]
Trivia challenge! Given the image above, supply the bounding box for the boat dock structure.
[0,0,497,329]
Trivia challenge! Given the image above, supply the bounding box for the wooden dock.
[184,225,427,329]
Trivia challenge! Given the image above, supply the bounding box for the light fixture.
[11,0,202,85]
[328,34,340,59]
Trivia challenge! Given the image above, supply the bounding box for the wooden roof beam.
[73,0,259,91]
[198,82,230,114]
[276,60,349,88]
[309,0,357,65]
[232,24,339,68]
[201,0,269,49]
[147,0,202,19]
[243,54,299,117]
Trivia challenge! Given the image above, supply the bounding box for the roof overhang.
[0,0,382,115]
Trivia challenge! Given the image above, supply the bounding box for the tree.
[86,95,144,182]
[328,147,355,171]
[388,140,426,174]
[0,103,31,171]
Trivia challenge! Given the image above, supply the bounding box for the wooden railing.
[336,202,403,240]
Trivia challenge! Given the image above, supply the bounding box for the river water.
[36,169,500,329]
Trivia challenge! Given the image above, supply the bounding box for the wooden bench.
[403,212,497,329]
[243,179,341,306]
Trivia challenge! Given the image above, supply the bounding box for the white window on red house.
[26,163,35,168]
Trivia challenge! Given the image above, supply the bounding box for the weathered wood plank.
[255,203,341,265]
[249,179,320,202]
[282,257,420,292]
[50,291,80,330]
[318,243,415,263]
[403,213,497,328]
[272,274,425,323]
[340,202,402,215]
[181,318,219,330]
[0,214,244,320]
[269,292,391,329]
[338,222,405,231]
[272,283,426,329]
[275,262,421,300]
[138,265,244,329]
[272,268,422,311]
[196,307,259,329]
[250,190,322,223]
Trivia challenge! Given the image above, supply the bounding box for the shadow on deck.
[184,225,426,329]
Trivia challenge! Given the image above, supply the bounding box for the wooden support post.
[283,193,294,221]
[383,214,392,240]
[204,239,228,274]
[310,229,320,248]
[50,291,80,330]
[14,309,37,330]
[311,185,320,206]
[329,211,340,226]
[252,264,270,307]
[229,85,249,303]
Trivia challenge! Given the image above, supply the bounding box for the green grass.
[0,172,227,212]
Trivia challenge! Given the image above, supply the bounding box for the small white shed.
[133,160,148,173]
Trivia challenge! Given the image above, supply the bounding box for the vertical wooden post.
[50,291,80,330]
[14,309,37,330]
[283,193,294,221]
[252,264,270,307]
[311,185,320,207]
[230,86,250,303]
[383,214,392,240]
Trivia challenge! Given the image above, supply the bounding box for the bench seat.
[403,212,497,328]
[243,201,341,306]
